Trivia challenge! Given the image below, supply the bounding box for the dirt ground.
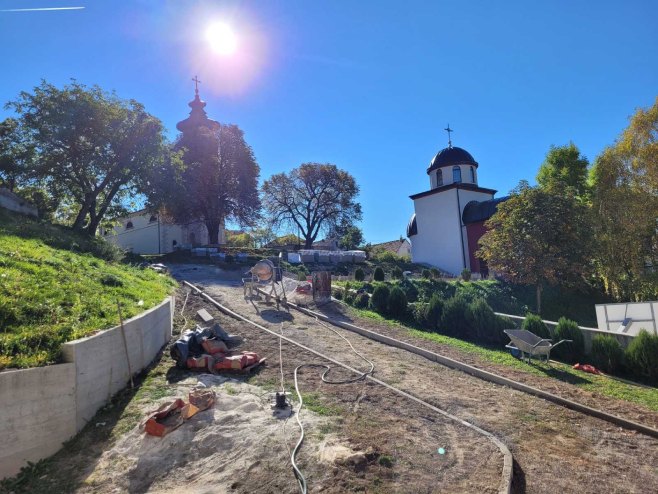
[171,264,658,494]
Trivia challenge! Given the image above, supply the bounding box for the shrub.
[521,313,551,340]
[412,302,430,328]
[421,269,432,279]
[370,285,390,314]
[333,289,343,301]
[373,267,385,281]
[591,335,624,374]
[625,330,658,384]
[430,268,440,279]
[466,298,501,344]
[297,271,307,281]
[387,287,408,318]
[392,266,404,279]
[397,278,419,302]
[426,294,444,331]
[344,292,355,305]
[354,292,370,309]
[552,317,585,363]
[354,268,365,281]
[440,296,471,338]
[461,268,471,281]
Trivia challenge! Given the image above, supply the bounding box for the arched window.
[452,166,462,184]
[470,166,475,183]
[436,169,443,187]
[149,215,157,223]
[126,221,134,230]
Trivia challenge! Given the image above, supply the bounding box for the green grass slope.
[0,208,176,369]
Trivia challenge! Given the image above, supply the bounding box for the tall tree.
[536,142,590,197]
[7,80,169,235]
[154,124,261,244]
[478,182,593,314]
[262,163,362,249]
[0,117,34,192]
[591,97,658,300]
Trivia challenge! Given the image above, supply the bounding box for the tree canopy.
[262,163,362,248]
[590,97,658,300]
[6,80,169,235]
[478,182,593,314]
[153,123,261,244]
[536,142,590,197]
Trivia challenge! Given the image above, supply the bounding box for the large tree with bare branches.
[262,163,362,249]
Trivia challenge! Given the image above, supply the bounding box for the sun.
[206,22,237,55]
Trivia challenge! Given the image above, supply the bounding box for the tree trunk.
[536,283,542,315]
[304,237,313,249]
[206,219,220,245]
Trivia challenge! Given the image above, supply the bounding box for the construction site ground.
[4,264,657,494]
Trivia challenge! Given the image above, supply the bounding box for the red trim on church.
[466,221,489,276]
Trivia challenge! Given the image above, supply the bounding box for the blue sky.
[1,0,657,243]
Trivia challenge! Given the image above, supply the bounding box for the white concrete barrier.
[0,296,173,479]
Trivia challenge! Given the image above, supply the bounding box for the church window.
[453,166,462,184]
[126,221,134,230]
[436,169,443,187]
[470,166,475,183]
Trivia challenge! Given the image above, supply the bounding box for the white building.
[407,143,499,275]
[101,210,224,254]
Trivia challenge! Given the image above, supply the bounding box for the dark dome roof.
[406,213,417,237]
[462,197,509,224]
[427,146,478,174]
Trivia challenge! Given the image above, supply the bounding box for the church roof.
[462,196,509,225]
[406,213,417,237]
[427,146,478,174]
[176,90,220,134]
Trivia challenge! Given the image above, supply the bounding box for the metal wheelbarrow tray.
[504,329,571,363]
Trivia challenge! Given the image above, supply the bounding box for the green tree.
[262,163,362,248]
[7,81,170,235]
[157,124,261,244]
[590,97,658,301]
[225,231,253,247]
[338,225,364,250]
[536,143,590,197]
[0,117,35,192]
[477,182,593,314]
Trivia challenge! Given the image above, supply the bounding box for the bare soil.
[173,265,658,494]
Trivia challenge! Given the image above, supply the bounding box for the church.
[407,130,507,277]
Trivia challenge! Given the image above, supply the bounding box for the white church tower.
[407,127,497,275]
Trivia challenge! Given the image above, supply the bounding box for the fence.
[0,296,173,479]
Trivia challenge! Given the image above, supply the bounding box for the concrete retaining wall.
[0,187,38,217]
[0,297,173,479]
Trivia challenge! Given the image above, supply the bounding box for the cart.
[504,329,571,363]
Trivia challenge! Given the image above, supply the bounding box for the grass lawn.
[347,306,658,413]
[0,209,176,369]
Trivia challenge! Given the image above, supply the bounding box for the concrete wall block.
[0,364,76,479]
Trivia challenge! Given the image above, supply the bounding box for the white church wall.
[410,189,466,275]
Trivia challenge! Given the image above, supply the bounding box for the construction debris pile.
[170,323,265,373]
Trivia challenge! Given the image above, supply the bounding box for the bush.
[421,269,432,279]
[297,272,307,281]
[426,294,444,331]
[373,267,385,281]
[354,292,370,309]
[412,302,430,328]
[625,330,658,384]
[461,268,471,281]
[552,317,585,363]
[387,287,408,318]
[521,314,551,340]
[344,292,355,305]
[370,285,390,314]
[392,266,404,279]
[440,296,471,339]
[591,335,625,374]
[333,289,343,301]
[430,268,440,279]
[354,268,365,281]
[397,278,419,302]
[466,298,502,344]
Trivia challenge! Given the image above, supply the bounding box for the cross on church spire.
[444,124,453,148]
[192,75,201,96]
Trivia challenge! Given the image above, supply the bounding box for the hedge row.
[334,284,658,386]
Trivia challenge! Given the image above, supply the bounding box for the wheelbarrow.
[504,329,572,364]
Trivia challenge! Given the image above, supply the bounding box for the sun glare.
[206,22,237,55]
